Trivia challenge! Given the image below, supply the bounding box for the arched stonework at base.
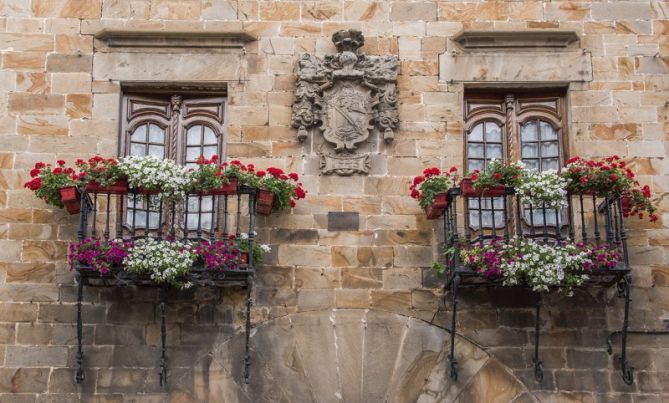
[191,310,537,403]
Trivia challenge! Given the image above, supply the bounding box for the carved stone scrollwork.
[291,29,399,175]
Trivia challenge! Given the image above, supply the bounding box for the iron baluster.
[91,194,98,236]
[533,294,543,382]
[503,195,510,243]
[157,199,163,240]
[116,194,125,239]
[491,196,497,240]
[477,197,483,247]
[75,272,84,383]
[554,208,561,242]
[184,195,189,241]
[196,195,203,240]
[516,195,523,238]
[593,195,601,245]
[209,195,216,243]
[541,202,547,244]
[104,193,111,241]
[222,196,229,239]
[159,285,168,387]
[448,273,460,381]
[131,192,138,238]
[579,194,587,243]
[243,190,256,384]
[567,195,575,241]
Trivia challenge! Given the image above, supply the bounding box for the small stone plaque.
[328,212,359,231]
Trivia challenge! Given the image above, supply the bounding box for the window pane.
[131,125,147,142]
[487,144,503,159]
[201,196,213,211]
[468,159,484,172]
[521,143,539,158]
[541,141,559,157]
[130,143,145,156]
[521,122,538,141]
[149,124,165,143]
[203,146,217,158]
[485,123,502,142]
[187,196,199,211]
[540,121,557,140]
[468,143,484,158]
[468,124,483,142]
[203,126,217,144]
[542,158,559,171]
[523,159,540,171]
[186,147,200,161]
[149,213,160,228]
[148,145,164,157]
[187,214,199,229]
[200,214,213,230]
[187,126,201,145]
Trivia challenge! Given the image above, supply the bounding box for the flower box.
[138,187,160,195]
[85,178,129,194]
[256,189,274,216]
[195,178,238,196]
[460,178,506,197]
[424,192,448,220]
[59,186,81,214]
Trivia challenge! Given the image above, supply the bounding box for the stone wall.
[0,1,668,402]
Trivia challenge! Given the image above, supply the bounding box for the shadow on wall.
[184,309,535,403]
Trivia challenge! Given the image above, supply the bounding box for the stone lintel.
[94,29,257,52]
[439,51,592,83]
[452,29,579,50]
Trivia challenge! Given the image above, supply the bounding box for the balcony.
[436,188,633,384]
[72,186,259,386]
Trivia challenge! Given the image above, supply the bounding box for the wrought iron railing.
[439,188,634,384]
[73,187,258,387]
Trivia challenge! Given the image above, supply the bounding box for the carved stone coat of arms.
[291,30,399,175]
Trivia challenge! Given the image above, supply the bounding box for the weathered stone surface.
[327,211,359,231]
[439,51,592,83]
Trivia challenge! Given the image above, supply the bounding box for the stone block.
[5,346,68,367]
[32,0,101,18]
[370,290,412,314]
[278,245,330,267]
[22,240,68,261]
[335,288,370,308]
[0,240,22,261]
[366,215,416,230]
[258,2,300,21]
[38,304,105,323]
[393,245,433,267]
[46,54,92,73]
[2,51,46,70]
[383,268,422,289]
[327,212,359,231]
[332,246,393,268]
[295,268,339,289]
[0,284,59,302]
[65,93,92,119]
[390,2,436,22]
[0,323,16,344]
[0,368,49,393]
[297,289,334,311]
[51,72,91,94]
[255,266,293,288]
[15,72,49,94]
[8,93,64,115]
[0,33,54,52]
[592,2,657,20]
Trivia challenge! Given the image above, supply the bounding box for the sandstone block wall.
[0,1,668,401]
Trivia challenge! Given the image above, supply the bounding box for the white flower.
[260,244,271,253]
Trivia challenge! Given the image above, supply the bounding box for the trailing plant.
[119,155,193,200]
[189,155,230,193]
[469,159,525,189]
[195,240,242,270]
[24,160,80,208]
[75,156,124,186]
[123,238,196,289]
[222,160,261,188]
[516,169,569,209]
[237,232,271,264]
[257,167,306,210]
[410,166,459,209]
[560,155,658,222]
[68,238,132,273]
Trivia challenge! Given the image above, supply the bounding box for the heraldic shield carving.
[291,30,399,175]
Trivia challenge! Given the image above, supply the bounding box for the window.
[464,90,567,233]
[120,93,227,234]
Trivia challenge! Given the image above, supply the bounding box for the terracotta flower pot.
[424,192,448,220]
[59,186,81,215]
[196,178,238,196]
[239,252,249,265]
[460,178,506,197]
[256,189,274,216]
[85,178,129,194]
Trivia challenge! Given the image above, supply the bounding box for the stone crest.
[291,30,399,175]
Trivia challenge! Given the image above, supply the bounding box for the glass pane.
[469,212,480,226]
[487,144,503,159]
[494,211,505,226]
[203,127,217,144]
[541,141,559,157]
[135,211,147,226]
[521,122,538,141]
[540,121,557,140]
[187,196,199,211]
[468,143,484,158]
[187,214,199,229]
[521,143,539,158]
[523,159,539,171]
[200,214,212,230]
[203,146,217,158]
[468,159,484,172]
[148,124,165,143]
[481,211,493,227]
[130,143,145,156]
[187,126,202,145]
[131,125,147,142]
[186,147,200,161]
[468,124,483,142]
[485,123,502,142]
[468,199,479,209]
[201,196,213,211]
[148,145,164,157]
[542,158,559,171]
[149,213,160,228]
[493,197,504,209]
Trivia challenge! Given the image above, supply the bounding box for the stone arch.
[191,309,537,403]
